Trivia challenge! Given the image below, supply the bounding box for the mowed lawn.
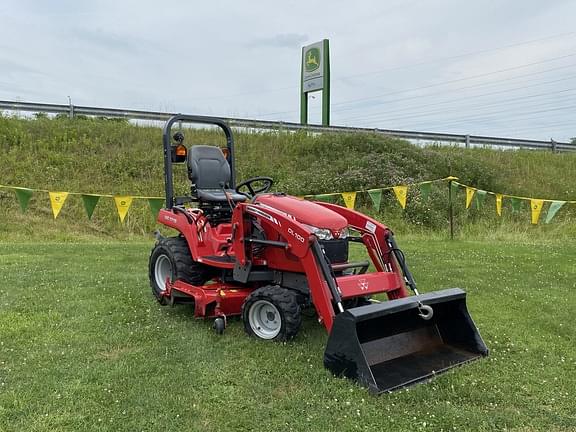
[0,239,575,432]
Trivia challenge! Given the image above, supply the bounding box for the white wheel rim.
[154,254,172,292]
[248,300,281,339]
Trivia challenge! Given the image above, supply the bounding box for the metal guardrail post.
[67,96,74,119]
[448,180,454,240]
[551,139,557,153]
[465,134,470,149]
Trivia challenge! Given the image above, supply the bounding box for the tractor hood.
[254,194,347,231]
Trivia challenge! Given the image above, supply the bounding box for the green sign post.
[300,39,330,126]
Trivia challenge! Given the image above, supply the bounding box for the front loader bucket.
[324,288,488,393]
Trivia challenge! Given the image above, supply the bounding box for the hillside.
[1,115,575,240]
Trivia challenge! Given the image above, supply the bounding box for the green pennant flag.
[81,194,100,220]
[450,181,460,197]
[420,183,432,201]
[314,194,336,203]
[545,201,565,224]
[148,198,164,218]
[14,188,33,212]
[367,189,383,210]
[474,190,487,209]
[511,197,523,213]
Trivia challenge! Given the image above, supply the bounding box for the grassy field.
[1,115,575,430]
[1,238,575,431]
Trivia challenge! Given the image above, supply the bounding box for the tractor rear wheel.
[148,236,211,304]
[242,285,301,341]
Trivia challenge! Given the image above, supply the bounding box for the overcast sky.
[1,0,575,140]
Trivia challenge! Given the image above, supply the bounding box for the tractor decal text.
[246,206,281,226]
[287,227,305,243]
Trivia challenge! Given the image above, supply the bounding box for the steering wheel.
[235,176,274,198]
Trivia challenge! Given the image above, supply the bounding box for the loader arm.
[314,202,410,299]
[232,202,344,329]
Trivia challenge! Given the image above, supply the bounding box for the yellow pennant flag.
[114,196,133,223]
[465,187,476,209]
[495,193,503,216]
[341,192,357,209]
[392,186,408,209]
[48,192,69,219]
[530,199,544,225]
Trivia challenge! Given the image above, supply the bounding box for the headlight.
[312,228,333,240]
[302,223,334,240]
[339,227,349,239]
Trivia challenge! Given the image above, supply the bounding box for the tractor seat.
[187,145,247,203]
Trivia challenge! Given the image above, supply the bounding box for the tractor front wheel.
[148,236,211,304]
[242,286,301,341]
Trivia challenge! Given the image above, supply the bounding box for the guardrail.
[1,99,574,152]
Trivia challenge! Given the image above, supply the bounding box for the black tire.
[242,285,301,341]
[213,317,225,335]
[148,236,211,304]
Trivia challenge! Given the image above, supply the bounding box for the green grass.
[1,238,575,431]
[1,114,575,430]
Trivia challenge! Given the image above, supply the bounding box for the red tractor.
[149,115,488,393]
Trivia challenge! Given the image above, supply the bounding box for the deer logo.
[305,48,320,72]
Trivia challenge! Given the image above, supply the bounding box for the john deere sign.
[301,39,330,125]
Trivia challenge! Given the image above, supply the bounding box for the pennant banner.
[1,178,574,227]
[474,190,487,209]
[511,197,523,213]
[314,194,337,203]
[114,196,133,223]
[495,194,503,216]
[341,192,357,210]
[14,188,34,213]
[465,187,475,209]
[450,181,460,197]
[420,183,432,201]
[148,198,164,218]
[392,186,408,209]
[367,189,383,210]
[81,194,101,220]
[530,199,544,225]
[48,192,69,219]
[545,201,565,224]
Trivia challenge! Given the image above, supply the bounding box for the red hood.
[253,194,347,231]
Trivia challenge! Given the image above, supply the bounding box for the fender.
[157,208,206,260]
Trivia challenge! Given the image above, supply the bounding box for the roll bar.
[162,115,236,209]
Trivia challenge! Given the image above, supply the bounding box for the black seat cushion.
[187,145,246,203]
[197,189,247,202]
